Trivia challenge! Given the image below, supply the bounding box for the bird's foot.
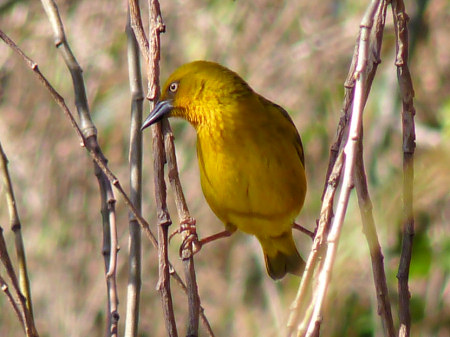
[171,218,235,258]
[175,218,203,257]
[293,222,315,239]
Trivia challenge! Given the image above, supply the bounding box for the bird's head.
[141,61,252,131]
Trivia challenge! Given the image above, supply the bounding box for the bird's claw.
[180,232,202,257]
[176,218,202,258]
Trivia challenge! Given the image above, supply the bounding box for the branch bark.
[0,142,39,337]
[145,1,178,336]
[124,8,144,337]
[354,135,395,337]
[287,1,391,336]
[163,119,201,337]
[391,1,417,336]
[39,2,119,335]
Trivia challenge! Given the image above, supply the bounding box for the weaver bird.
[142,61,307,280]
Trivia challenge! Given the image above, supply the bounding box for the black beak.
[141,100,173,131]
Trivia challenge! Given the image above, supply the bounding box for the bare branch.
[0,226,38,337]
[287,151,344,337]
[163,120,201,337]
[124,8,145,337]
[303,2,383,335]
[152,120,178,337]
[391,1,417,336]
[40,0,97,138]
[0,274,25,329]
[0,141,39,337]
[288,1,387,336]
[288,1,391,336]
[128,0,150,67]
[38,2,120,335]
[0,141,34,318]
[354,136,395,337]
[143,1,178,336]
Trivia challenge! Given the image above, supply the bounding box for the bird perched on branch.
[142,61,307,280]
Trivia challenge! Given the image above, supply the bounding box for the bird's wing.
[258,95,305,167]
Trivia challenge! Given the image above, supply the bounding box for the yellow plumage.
[142,61,307,279]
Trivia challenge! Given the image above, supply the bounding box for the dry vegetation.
[0,0,449,336]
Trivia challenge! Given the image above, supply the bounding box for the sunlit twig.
[0,141,39,337]
[124,9,144,337]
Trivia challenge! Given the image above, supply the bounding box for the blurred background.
[0,0,449,336]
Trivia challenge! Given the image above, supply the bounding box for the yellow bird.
[142,61,307,280]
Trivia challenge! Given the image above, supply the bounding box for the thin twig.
[40,0,97,138]
[127,2,215,333]
[128,0,150,67]
[0,142,39,337]
[288,1,390,336]
[163,119,201,337]
[294,2,384,336]
[124,8,144,337]
[287,151,344,337]
[354,136,395,337]
[0,274,25,329]
[106,205,120,337]
[0,227,38,337]
[304,2,381,334]
[391,1,417,336]
[0,142,34,316]
[145,1,178,336]
[38,2,119,335]
[152,120,178,337]
[0,28,200,337]
[0,31,207,325]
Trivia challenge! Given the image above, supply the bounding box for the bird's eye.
[169,82,178,93]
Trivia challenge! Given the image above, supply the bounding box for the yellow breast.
[195,94,306,237]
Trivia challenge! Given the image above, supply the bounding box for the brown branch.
[124,8,144,337]
[163,119,201,337]
[0,141,34,317]
[152,121,178,337]
[288,1,391,336]
[304,2,384,334]
[0,142,39,337]
[128,0,150,67]
[127,2,214,334]
[287,151,344,337]
[0,226,38,337]
[0,28,195,336]
[145,1,178,336]
[0,29,211,331]
[0,274,24,328]
[38,2,119,335]
[40,0,97,139]
[391,1,417,336]
[354,136,395,337]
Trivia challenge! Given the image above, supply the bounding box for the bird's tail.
[258,231,305,280]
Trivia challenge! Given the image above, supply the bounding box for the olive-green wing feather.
[258,95,305,166]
